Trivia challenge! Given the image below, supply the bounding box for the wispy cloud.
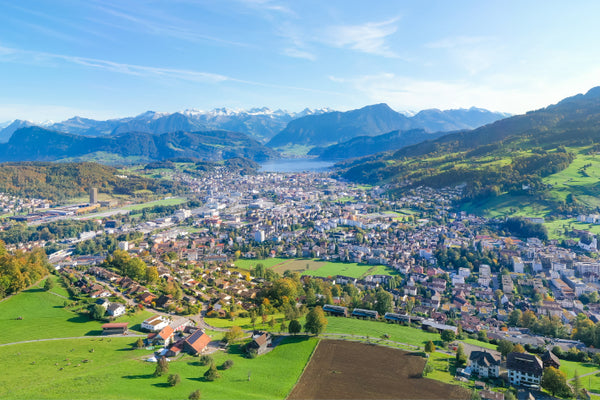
[90,1,251,48]
[0,45,341,95]
[323,18,401,58]
[282,47,316,61]
[426,35,499,75]
[0,45,232,83]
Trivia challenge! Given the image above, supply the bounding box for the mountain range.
[267,104,510,148]
[0,127,278,163]
[0,106,509,151]
[0,108,330,144]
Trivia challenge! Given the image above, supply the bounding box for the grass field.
[325,317,440,347]
[233,258,399,279]
[0,336,318,400]
[461,338,497,350]
[0,281,151,344]
[206,313,286,330]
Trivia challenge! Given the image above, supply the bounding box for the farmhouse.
[182,329,211,355]
[507,352,543,388]
[469,351,501,378]
[101,322,128,335]
[142,315,169,332]
[106,303,126,317]
[148,326,174,347]
[247,331,272,355]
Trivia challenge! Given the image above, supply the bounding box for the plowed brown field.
[288,339,469,400]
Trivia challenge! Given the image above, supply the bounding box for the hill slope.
[0,127,279,163]
[336,86,600,216]
[308,129,449,160]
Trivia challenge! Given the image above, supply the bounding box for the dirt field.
[288,340,470,400]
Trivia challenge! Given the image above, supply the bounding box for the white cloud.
[328,72,600,114]
[282,47,316,61]
[323,18,401,58]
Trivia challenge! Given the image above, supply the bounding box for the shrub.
[220,359,234,370]
[189,389,201,400]
[199,355,213,366]
[167,373,180,387]
[204,363,221,381]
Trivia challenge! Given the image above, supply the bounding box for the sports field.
[233,258,399,279]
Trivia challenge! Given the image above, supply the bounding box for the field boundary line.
[285,338,321,400]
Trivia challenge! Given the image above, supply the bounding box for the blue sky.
[1,0,599,122]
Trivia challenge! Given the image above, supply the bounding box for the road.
[0,333,145,347]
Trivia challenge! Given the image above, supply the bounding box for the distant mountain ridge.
[0,127,278,163]
[266,104,510,148]
[0,107,331,144]
[308,129,450,160]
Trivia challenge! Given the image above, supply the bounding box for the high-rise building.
[89,187,98,204]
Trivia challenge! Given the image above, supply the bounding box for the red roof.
[102,322,129,329]
[184,330,211,353]
[158,326,174,340]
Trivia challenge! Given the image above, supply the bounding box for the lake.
[259,158,335,173]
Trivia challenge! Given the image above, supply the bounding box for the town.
[2,163,600,400]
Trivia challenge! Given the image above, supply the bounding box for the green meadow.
[0,336,318,400]
[233,257,398,279]
[0,278,151,345]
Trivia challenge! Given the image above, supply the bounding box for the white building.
[141,315,170,332]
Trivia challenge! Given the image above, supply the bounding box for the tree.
[425,340,436,353]
[374,288,393,315]
[573,370,583,400]
[167,373,180,387]
[508,309,522,326]
[188,389,202,400]
[423,362,433,376]
[204,362,221,381]
[304,306,327,335]
[135,338,144,349]
[288,319,302,335]
[154,356,169,377]
[441,329,456,343]
[542,367,571,397]
[91,304,106,320]
[224,326,244,343]
[43,277,54,291]
[497,340,514,358]
[470,389,482,400]
[456,343,467,367]
[512,344,525,353]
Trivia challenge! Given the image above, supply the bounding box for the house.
[141,315,170,332]
[247,331,272,355]
[479,390,504,400]
[469,351,501,378]
[541,350,561,369]
[102,322,128,335]
[183,329,211,355]
[507,352,543,388]
[148,326,174,347]
[106,302,126,317]
[166,339,184,357]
